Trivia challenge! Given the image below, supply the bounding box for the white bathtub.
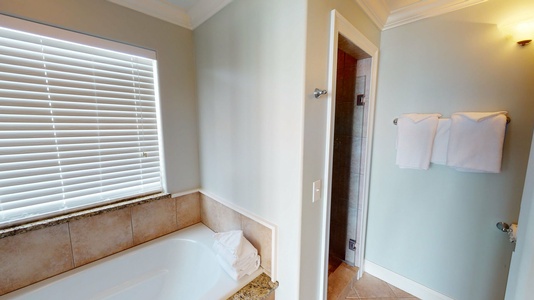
[1,223,263,300]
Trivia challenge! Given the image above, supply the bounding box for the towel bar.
[393,116,511,125]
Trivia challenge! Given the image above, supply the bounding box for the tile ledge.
[228,272,279,300]
[0,192,171,239]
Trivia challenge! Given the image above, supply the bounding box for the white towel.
[396,113,441,170]
[213,230,244,256]
[213,238,258,269]
[430,118,451,165]
[447,111,507,173]
[213,230,261,280]
[216,254,260,281]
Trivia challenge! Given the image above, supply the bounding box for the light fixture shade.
[500,17,534,45]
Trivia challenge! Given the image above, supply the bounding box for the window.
[0,15,163,227]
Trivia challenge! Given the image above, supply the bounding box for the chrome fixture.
[314,88,327,99]
[496,221,510,232]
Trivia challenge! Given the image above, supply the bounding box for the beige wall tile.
[69,208,133,267]
[241,216,272,276]
[132,197,177,245]
[199,193,274,278]
[200,194,241,232]
[0,224,73,296]
[176,192,201,230]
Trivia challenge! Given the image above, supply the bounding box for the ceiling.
[107,0,233,30]
[107,0,487,31]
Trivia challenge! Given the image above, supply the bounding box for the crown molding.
[107,0,233,30]
[355,0,390,30]
[356,0,487,31]
[384,0,487,30]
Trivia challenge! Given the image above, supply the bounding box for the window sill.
[0,193,171,239]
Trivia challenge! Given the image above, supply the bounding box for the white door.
[504,131,534,300]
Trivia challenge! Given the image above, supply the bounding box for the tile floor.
[328,257,419,300]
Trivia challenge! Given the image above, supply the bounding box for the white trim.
[154,62,167,196]
[355,0,487,31]
[334,8,380,280]
[319,14,338,298]
[504,131,534,299]
[354,0,389,30]
[365,260,455,300]
[170,189,200,198]
[320,9,379,299]
[384,0,487,30]
[199,189,278,282]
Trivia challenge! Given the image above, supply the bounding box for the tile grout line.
[129,207,135,246]
[67,222,75,267]
[174,196,178,230]
[348,268,360,299]
[386,282,397,298]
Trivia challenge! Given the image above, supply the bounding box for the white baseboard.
[364,260,454,300]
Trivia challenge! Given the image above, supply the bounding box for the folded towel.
[213,238,257,269]
[216,254,260,281]
[213,230,261,279]
[213,230,244,256]
[447,111,507,173]
[430,118,451,165]
[396,113,441,170]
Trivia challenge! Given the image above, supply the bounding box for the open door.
[504,130,534,299]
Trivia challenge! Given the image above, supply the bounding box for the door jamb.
[320,9,380,299]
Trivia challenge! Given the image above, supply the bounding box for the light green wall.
[368,0,534,299]
[193,0,308,298]
[194,0,380,298]
[0,0,200,193]
[6,0,533,299]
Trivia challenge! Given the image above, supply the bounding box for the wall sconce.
[500,17,534,46]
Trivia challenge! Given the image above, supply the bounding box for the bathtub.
[1,223,263,300]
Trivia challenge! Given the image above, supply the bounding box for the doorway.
[321,10,379,299]
[328,37,372,269]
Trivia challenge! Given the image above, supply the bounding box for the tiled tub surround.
[0,193,173,239]
[1,223,273,300]
[0,192,197,295]
[200,193,273,277]
[0,191,275,298]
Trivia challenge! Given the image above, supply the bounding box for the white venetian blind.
[0,17,162,227]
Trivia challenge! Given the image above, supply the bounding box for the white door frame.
[504,131,534,299]
[320,9,380,298]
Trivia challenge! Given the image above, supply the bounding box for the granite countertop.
[228,273,278,300]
